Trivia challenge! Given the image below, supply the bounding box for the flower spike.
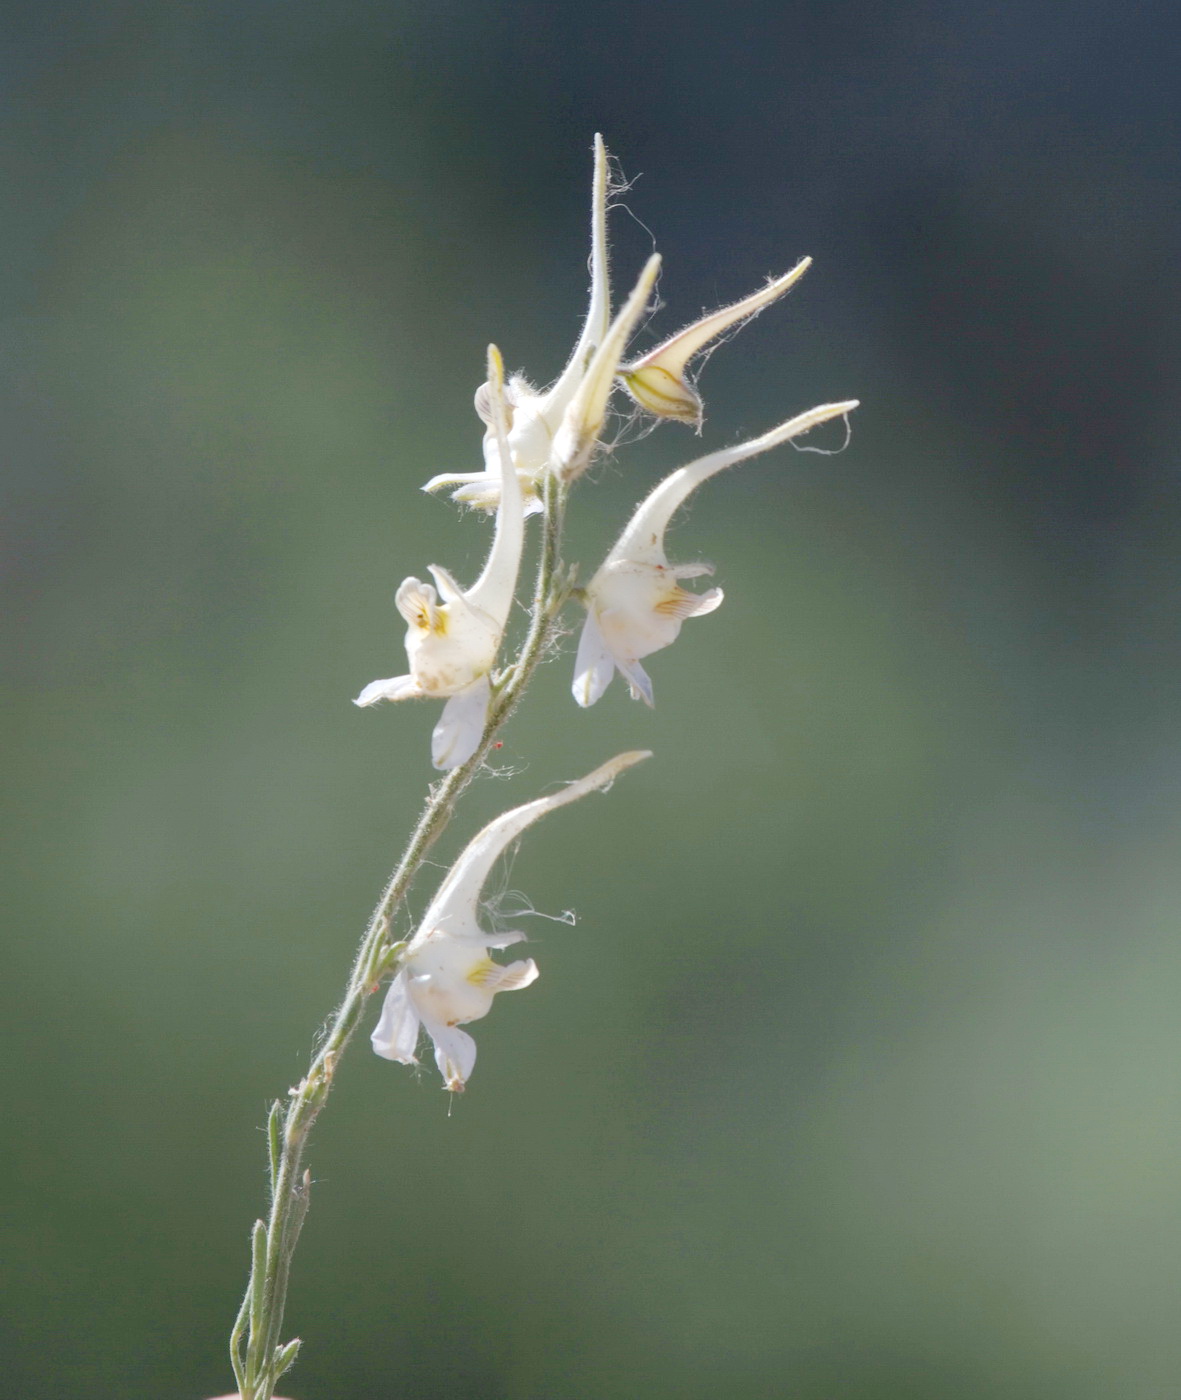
[620,257,812,428]
[573,399,860,708]
[372,750,651,1090]
[354,345,525,770]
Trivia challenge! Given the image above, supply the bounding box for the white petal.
[426,563,465,604]
[660,585,724,621]
[455,479,544,518]
[426,1021,478,1091]
[484,928,527,949]
[422,469,489,494]
[354,675,421,707]
[394,575,440,626]
[427,471,504,514]
[477,958,540,994]
[669,561,716,581]
[614,653,655,707]
[431,674,492,770]
[686,586,724,617]
[424,470,545,516]
[370,973,421,1064]
[572,610,616,708]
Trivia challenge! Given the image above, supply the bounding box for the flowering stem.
[231,482,568,1400]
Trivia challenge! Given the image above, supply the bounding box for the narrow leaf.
[248,1219,268,1341]
[267,1101,283,1188]
[274,1337,302,1377]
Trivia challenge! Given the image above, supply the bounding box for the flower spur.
[572,399,859,708]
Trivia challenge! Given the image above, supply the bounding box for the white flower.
[353,346,524,770]
[423,135,661,510]
[572,399,860,707]
[372,750,650,1090]
[620,257,812,427]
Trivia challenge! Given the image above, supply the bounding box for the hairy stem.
[232,480,567,1400]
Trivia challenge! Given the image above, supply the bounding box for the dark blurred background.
[3,2,1181,1397]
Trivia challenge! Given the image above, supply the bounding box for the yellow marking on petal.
[466,956,497,987]
[654,587,696,618]
[401,585,448,634]
[413,603,447,634]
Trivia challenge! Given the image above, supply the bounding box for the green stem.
[232,481,567,1400]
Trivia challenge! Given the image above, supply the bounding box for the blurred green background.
[4,2,1181,1397]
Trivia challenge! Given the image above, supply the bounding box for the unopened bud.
[620,256,812,425]
[619,363,702,424]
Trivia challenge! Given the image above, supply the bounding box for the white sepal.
[354,674,421,707]
[431,675,492,771]
[571,608,616,709]
[371,972,422,1065]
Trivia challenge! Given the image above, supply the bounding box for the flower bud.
[619,362,703,425]
[620,256,812,426]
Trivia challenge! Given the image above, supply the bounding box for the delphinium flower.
[572,400,859,708]
[372,750,650,1090]
[353,346,525,769]
[423,135,661,511]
